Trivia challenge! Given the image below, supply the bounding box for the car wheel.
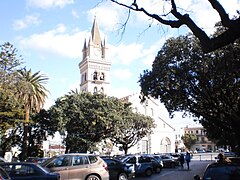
[86,175,100,180]
[171,163,175,168]
[145,168,152,176]
[155,167,161,173]
[118,172,128,180]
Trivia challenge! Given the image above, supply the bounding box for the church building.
[79,19,176,154]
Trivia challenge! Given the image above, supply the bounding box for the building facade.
[120,93,176,154]
[183,125,216,152]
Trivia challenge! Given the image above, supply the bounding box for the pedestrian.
[179,153,185,169]
[217,153,224,163]
[185,151,191,170]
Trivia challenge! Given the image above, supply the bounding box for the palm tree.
[17,68,49,160]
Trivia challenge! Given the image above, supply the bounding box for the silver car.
[41,153,109,180]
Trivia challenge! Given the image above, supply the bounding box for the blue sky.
[1,0,239,128]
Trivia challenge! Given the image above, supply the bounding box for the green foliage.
[0,42,50,159]
[49,91,126,153]
[139,32,240,150]
[181,133,197,150]
[0,42,22,91]
[110,110,156,154]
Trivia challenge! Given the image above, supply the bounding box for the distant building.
[183,125,216,151]
[175,128,185,152]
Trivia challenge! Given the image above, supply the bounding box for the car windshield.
[204,165,240,180]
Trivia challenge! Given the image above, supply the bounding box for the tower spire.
[91,17,102,47]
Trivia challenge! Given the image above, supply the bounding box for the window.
[94,87,97,93]
[100,87,104,93]
[50,156,71,167]
[84,72,87,81]
[151,108,154,116]
[13,165,40,176]
[88,156,98,164]
[93,71,98,80]
[126,157,136,164]
[100,72,105,80]
[73,156,83,166]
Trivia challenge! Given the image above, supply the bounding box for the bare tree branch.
[110,0,240,53]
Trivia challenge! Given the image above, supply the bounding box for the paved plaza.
[135,159,214,180]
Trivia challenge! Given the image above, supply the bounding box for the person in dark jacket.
[179,154,185,169]
[185,151,191,170]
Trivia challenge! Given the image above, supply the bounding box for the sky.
[0,0,239,129]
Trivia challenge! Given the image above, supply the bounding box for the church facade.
[79,19,176,154]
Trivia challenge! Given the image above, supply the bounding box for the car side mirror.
[194,175,200,180]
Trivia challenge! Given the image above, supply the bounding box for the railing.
[191,153,218,161]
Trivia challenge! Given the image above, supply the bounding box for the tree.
[181,134,197,150]
[26,109,57,157]
[49,91,126,153]
[110,108,156,155]
[0,42,24,157]
[138,32,240,150]
[17,68,49,160]
[110,0,240,53]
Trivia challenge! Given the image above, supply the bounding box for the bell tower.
[79,18,111,95]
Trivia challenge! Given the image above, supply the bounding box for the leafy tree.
[17,68,49,160]
[110,0,240,53]
[0,42,22,91]
[181,133,197,150]
[26,109,57,158]
[0,42,24,157]
[110,109,156,155]
[49,91,126,153]
[139,32,240,150]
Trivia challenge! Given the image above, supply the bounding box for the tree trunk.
[22,106,30,161]
[123,144,128,155]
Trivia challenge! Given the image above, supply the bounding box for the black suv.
[117,155,162,177]
[102,158,135,180]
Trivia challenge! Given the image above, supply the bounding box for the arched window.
[100,72,105,80]
[100,87,104,93]
[81,75,84,83]
[93,71,98,80]
[94,87,97,93]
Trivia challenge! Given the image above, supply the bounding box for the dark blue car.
[0,162,60,180]
[102,158,135,180]
[118,155,162,177]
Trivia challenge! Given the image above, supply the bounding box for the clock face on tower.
[93,48,101,58]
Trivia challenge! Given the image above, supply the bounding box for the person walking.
[179,154,185,169]
[185,151,191,170]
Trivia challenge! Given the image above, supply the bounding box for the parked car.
[41,153,109,180]
[0,166,11,180]
[224,152,238,157]
[0,162,60,180]
[160,155,179,168]
[0,157,7,163]
[118,155,162,177]
[102,158,135,180]
[152,155,164,168]
[194,162,240,180]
